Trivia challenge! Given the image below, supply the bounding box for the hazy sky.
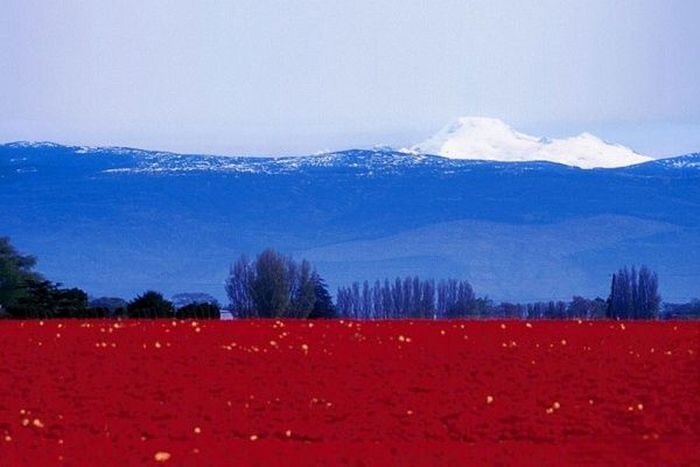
[1,0,698,157]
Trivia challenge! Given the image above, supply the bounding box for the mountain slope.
[409,117,652,169]
[1,143,698,303]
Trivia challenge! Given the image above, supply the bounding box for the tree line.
[334,266,663,320]
[336,278,490,319]
[2,236,695,320]
[336,279,611,320]
[0,237,220,319]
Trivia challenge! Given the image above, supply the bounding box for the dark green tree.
[0,237,43,309]
[607,266,661,319]
[290,260,315,318]
[7,279,88,319]
[7,278,56,318]
[225,255,255,317]
[175,302,221,319]
[637,265,661,319]
[251,249,291,318]
[53,287,89,318]
[127,291,174,318]
[309,272,336,319]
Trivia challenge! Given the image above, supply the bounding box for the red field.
[0,320,698,466]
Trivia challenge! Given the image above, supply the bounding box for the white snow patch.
[407,117,652,169]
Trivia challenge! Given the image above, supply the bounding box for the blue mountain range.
[1,142,698,303]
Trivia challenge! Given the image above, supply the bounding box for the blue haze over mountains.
[1,142,698,304]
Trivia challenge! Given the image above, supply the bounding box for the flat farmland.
[0,320,698,465]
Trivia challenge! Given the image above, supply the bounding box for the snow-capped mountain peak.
[408,117,652,169]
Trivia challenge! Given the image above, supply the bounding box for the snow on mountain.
[5,141,64,149]
[654,153,700,169]
[6,139,696,176]
[408,117,652,169]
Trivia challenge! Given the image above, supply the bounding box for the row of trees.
[225,249,335,318]
[486,297,608,320]
[335,277,610,320]
[2,286,221,320]
[334,267,661,320]
[1,236,222,319]
[336,278,490,319]
[663,299,700,319]
[88,293,222,318]
[0,236,679,320]
[125,291,220,319]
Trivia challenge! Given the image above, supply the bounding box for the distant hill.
[1,142,698,303]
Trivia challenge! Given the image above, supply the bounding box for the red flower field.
[0,320,698,465]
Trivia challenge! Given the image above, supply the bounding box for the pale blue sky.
[1,0,698,157]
